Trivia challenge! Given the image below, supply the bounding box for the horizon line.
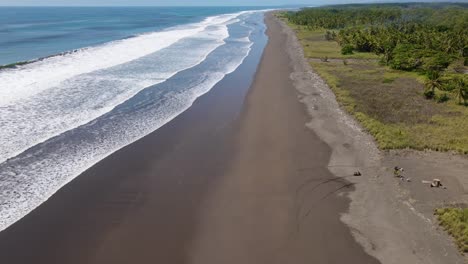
[0,4,307,7]
[1,1,463,8]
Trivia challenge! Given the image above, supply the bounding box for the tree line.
[286,3,468,104]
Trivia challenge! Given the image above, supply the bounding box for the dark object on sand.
[431,179,443,188]
[353,171,362,176]
[393,166,404,177]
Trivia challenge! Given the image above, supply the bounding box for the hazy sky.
[0,0,458,6]
[0,0,383,6]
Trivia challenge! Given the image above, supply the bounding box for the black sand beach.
[0,13,379,264]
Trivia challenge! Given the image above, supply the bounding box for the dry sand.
[277,12,468,264]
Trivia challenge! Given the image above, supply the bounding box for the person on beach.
[394,166,403,178]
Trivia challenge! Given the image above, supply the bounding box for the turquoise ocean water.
[0,7,270,65]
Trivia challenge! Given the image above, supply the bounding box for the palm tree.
[424,71,443,99]
[454,77,468,105]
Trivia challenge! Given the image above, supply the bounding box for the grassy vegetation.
[279,5,468,154]
[435,208,468,252]
[310,58,468,153]
[284,4,468,103]
[289,24,379,60]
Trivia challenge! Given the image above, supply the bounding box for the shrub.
[453,76,468,105]
[422,53,452,72]
[341,44,354,55]
[443,79,457,92]
[424,90,435,99]
[325,30,335,41]
[436,93,450,103]
[424,70,443,98]
[390,44,423,71]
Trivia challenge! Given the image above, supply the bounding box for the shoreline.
[0,14,267,263]
[0,12,379,263]
[277,13,467,264]
[185,13,379,263]
[0,11,262,232]
[1,10,465,264]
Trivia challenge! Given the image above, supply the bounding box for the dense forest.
[286,3,468,103]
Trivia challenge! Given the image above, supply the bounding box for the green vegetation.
[285,3,468,103]
[282,3,468,153]
[435,208,468,252]
[288,24,379,60]
[310,60,468,152]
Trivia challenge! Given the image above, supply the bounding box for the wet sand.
[0,13,378,264]
[186,14,378,264]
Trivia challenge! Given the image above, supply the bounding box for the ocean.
[0,7,270,231]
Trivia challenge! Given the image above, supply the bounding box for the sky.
[0,0,458,6]
[0,0,383,7]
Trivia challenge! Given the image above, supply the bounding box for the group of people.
[394,166,444,188]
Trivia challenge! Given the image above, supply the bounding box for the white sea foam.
[0,10,262,232]
[0,12,251,165]
[0,12,248,107]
